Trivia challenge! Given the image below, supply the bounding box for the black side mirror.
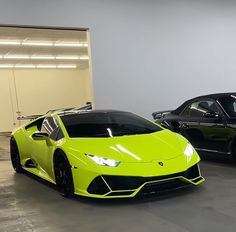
[203,112,221,119]
[153,112,162,120]
[32,132,49,140]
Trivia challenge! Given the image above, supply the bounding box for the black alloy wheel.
[54,151,74,198]
[10,137,23,173]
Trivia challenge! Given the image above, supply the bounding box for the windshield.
[218,95,236,117]
[60,112,162,138]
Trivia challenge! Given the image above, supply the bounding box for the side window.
[41,117,64,141]
[41,117,59,134]
[181,100,220,118]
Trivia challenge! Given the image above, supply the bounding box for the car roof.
[173,92,236,114]
[54,109,129,117]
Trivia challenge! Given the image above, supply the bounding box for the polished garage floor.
[1,134,236,232]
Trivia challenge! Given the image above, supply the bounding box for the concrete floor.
[1,135,236,232]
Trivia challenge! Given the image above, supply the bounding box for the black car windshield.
[218,95,236,117]
[60,111,162,138]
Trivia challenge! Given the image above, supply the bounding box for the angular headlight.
[184,143,194,157]
[86,154,120,167]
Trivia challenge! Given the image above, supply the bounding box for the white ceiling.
[0,27,89,68]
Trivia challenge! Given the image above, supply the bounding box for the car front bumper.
[73,163,205,198]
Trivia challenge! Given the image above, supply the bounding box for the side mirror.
[32,132,49,140]
[203,112,221,119]
[153,112,163,120]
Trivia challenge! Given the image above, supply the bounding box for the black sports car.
[152,93,236,161]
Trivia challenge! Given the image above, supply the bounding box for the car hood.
[67,129,187,163]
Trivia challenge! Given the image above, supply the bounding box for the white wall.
[0,0,236,117]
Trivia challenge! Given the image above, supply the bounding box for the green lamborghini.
[10,106,205,198]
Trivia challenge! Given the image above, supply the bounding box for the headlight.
[86,154,120,167]
[184,143,194,157]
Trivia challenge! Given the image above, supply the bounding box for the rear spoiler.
[17,102,93,121]
[152,110,171,120]
[17,114,44,121]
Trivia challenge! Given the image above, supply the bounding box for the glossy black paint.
[153,92,236,158]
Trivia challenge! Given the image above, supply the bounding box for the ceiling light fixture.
[37,64,57,68]
[56,56,80,60]
[14,64,35,68]
[79,56,89,60]
[54,42,88,47]
[0,41,21,45]
[0,40,88,47]
[4,55,30,59]
[57,64,77,69]
[22,41,54,46]
[0,64,14,68]
[31,55,55,60]
[0,64,77,69]
[0,54,88,60]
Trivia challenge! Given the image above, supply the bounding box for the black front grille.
[87,164,201,195]
[138,179,190,196]
[102,164,200,191]
[103,176,142,190]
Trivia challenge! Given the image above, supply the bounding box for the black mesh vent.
[87,176,110,195]
[102,164,200,191]
[138,179,190,196]
[103,176,142,190]
[183,164,200,179]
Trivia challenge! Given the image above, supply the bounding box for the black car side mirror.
[203,112,221,119]
[32,132,49,140]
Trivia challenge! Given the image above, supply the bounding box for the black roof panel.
[173,92,236,114]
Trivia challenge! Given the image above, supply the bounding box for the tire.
[54,151,74,198]
[10,137,23,173]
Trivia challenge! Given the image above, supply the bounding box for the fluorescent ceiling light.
[31,56,55,60]
[79,56,89,60]
[14,64,35,68]
[0,63,78,69]
[0,64,14,68]
[54,42,87,47]
[0,41,21,45]
[37,64,57,68]
[4,55,30,59]
[56,56,80,60]
[22,41,53,46]
[0,40,88,47]
[57,64,77,68]
[0,54,88,60]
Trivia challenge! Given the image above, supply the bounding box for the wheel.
[54,151,74,198]
[10,137,23,173]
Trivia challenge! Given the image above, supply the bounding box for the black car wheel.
[54,151,74,198]
[10,137,23,173]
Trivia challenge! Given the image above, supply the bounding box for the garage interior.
[0,26,93,132]
[1,1,236,231]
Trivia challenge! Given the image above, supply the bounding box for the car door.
[178,100,204,148]
[30,116,63,178]
[196,99,229,154]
